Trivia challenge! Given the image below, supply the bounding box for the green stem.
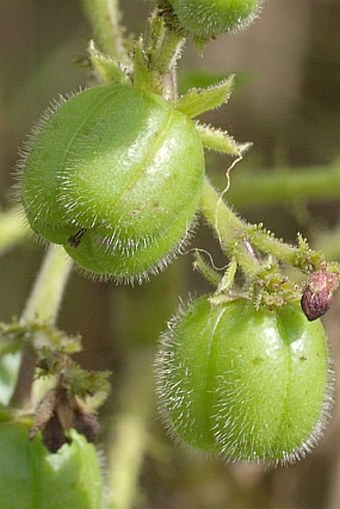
[107,349,154,509]
[200,178,259,275]
[10,245,72,408]
[21,245,72,324]
[200,178,338,276]
[0,208,29,255]
[227,162,340,207]
[249,228,300,266]
[81,0,129,63]
[200,178,245,249]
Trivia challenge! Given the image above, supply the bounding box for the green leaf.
[0,422,103,509]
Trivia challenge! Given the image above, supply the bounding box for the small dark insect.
[68,228,87,248]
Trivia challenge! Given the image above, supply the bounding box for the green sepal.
[87,40,131,85]
[0,320,81,357]
[146,12,185,78]
[193,250,222,287]
[133,37,163,95]
[196,123,251,156]
[173,76,234,118]
[145,12,167,63]
[214,256,238,296]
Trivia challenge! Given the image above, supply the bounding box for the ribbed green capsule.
[156,297,333,463]
[0,420,103,509]
[168,0,262,40]
[20,85,205,282]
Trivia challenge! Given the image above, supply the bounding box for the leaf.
[0,422,103,509]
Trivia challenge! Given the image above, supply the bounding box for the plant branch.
[107,349,154,509]
[226,162,340,207]
[200,178,339,277]
[21,245,72,324]
[200,178,260,275]
[10,245,72,408]
[81,0,130,64]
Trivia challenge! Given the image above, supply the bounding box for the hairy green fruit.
[19,85,204,282]
[0,420,103,509]
[156,297,332,463]
[168,0,262,39]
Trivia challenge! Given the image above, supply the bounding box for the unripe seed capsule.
[156,297,333,463]
[168,0,262,40]
[19,85,205,282]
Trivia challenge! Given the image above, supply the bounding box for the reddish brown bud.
[301,269,339,321]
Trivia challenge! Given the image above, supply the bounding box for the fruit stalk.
[200,178,260,275]
[200,178,340,277]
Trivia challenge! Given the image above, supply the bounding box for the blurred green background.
[1,1,340,508]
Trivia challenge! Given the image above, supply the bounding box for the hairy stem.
[81,0,129,63]
[200,178,245,249]
[200,178,260,275]
[227,162,340,207]
[200,178,339,276]
[10,245,72,408]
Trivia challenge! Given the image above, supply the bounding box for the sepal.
[173,76,234,118]
[196,123,251,156]
[88,40,131,85]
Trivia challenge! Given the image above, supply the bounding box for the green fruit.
[0,419,103,509]
[168,0,262,39]
[20,85,204,282]
[156,297,333,463]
